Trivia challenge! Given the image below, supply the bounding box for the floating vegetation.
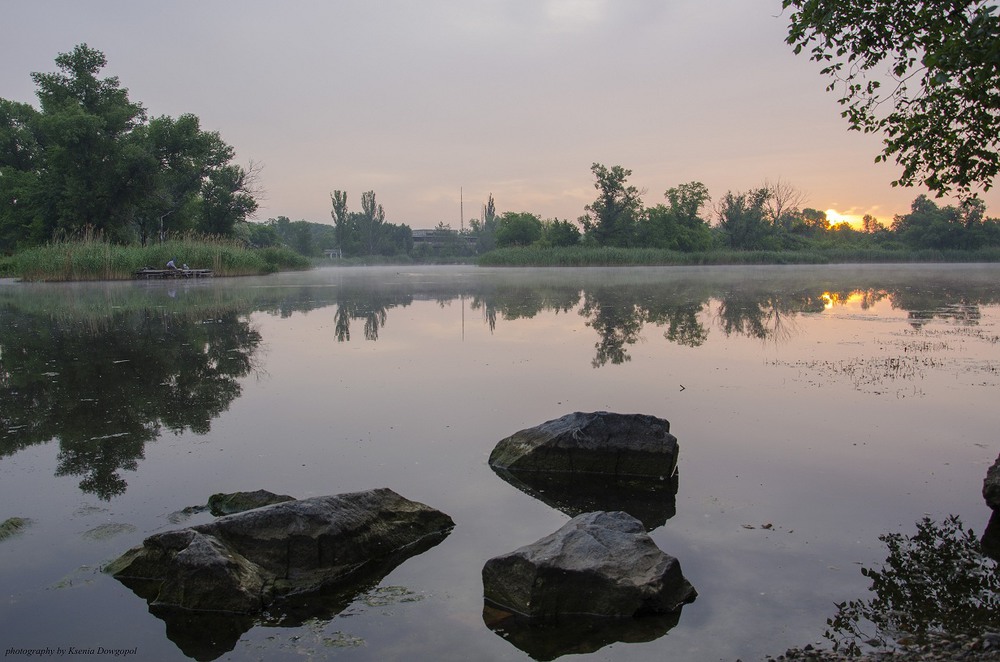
[320,632,366,649]
[779,355,933,393]
[0,517,31,541]
[358,585,424,608]
[81,522,136,541]
[775,317,1000,395]
[50,565,98,590]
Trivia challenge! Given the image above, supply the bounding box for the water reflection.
[3,267,999,500]
[118,529,449,661]
[483,604,682,660]
[824,515,1000,656]
[0,303,261,499]
[491,468,678,531]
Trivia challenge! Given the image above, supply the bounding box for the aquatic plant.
[7,233,309,282]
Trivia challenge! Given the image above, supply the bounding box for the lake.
[1,264,998,661]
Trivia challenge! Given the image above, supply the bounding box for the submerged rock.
[482,511,696,620]
[107,488,454,615]
[207,489,295,516]
[489,411,678,479]
[984,453,1000,511]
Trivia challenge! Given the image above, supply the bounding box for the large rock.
[107,488,454,614]
[984,453,1000,511]
[482,510,696,620]
[489,411,678,479]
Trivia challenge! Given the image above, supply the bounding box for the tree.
[581,163,644,247]
[28,44,148,242]
[763,178,805,231]
[482,193,497,232]
[496,211,543,247]
[796,208,830,235]
[131,113,235,244]
[0,44,259,247]
[861,214,886,234]
[642,181,713,251]
[543,218,581,247]
[783,0,1000,198]
[715,188,771,249]
[358,190,385,255]
[330,190,348,250]
[196,161,260,236]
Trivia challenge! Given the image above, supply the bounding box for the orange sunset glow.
[824,210,863,229]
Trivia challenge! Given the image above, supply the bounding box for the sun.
[824,209,862,229]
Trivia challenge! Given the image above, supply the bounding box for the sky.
[4,0,997,230]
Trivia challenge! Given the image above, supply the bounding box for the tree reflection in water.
[0,308,262,499]
[825,515,1000,656]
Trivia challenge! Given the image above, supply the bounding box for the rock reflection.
[483,604,682,661]
[126,533,447,661]
[491,468,678,531]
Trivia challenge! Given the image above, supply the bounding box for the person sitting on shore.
[166,259,178,270]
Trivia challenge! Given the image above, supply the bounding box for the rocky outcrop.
[984,454,1000,511]
[488,411,678,479]
[482,511,696,620]
[107,488,454,614]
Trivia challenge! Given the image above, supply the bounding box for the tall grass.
[476,246,1000,267]
[6,234,309,282]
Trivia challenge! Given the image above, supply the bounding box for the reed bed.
[476,246,1000,267]
[6,236,309,282]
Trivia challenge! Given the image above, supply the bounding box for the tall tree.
[0,44,260,247]
[581,163,644,247]
[330,190,349,251]
[131,113,234,244]
[197,161,260,236]
[483,193,497,232]
[358,190,385,255]
[29,44,148,242]
[783,0,1000,197]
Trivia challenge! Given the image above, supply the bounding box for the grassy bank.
[476,245,1000,267]
[1,236,310,281]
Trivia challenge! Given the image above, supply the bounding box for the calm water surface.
[1,265,998,661]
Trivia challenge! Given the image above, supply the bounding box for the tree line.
[456,163,1000,255]
[0,45,259,253]
[6,31,1000,261]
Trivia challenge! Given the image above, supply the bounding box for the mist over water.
[1,264,997,661]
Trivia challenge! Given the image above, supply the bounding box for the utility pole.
[460,187,464,233]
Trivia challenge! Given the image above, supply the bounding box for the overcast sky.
[4,1,996,228]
